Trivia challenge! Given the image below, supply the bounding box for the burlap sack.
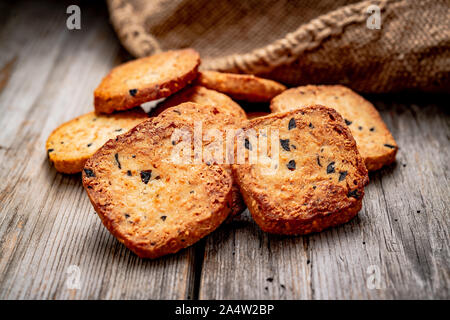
[106,0,449,93]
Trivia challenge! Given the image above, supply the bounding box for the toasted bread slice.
[151,85,247,120]
[270,85,398,171]
[197,71,286,102]
[94,49,200,113]
[233,106,369,235]
[46,108,148,174]
[82,116,232,258]
[157,102,246,216]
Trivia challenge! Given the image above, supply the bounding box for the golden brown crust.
[270,85,398,171]
[46,108,148,174]
[157,102,246,216]
[151,85,247,120]
[197,71,286,102]
[233,105,369,235]
[94,49,200,114]
[82,116,232,258]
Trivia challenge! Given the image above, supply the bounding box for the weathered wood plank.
[199,94,449,300]
[0,0,196,300]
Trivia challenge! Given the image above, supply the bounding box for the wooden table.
[0,0,448,300]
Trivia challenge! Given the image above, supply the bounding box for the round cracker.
[197,71,286,102]
[82,116,232,258]
[46,108,148,174]
[233,106,368,235]
[151,85,247,120]
[94,49,200,114]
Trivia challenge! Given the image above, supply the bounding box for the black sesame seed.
[326,162,335,174]
[291,144,296,149]
[129,89,138,96]
[87,143,92,147]
[87,186,93,189]
[127,170,132,176]
[47,148,54,153]
[347,189,360,199]
[358,126,363,130]
[312,185,316,189]
[287,160,296,171]
[114,153,121,169]
[171,140,176,145]
[60,142,64,144]
[344,119,352,126]
[280,139,290,151]
[309,122,314,129]
[338,171,348,181]
[288,118,296,130]
[140,170,152,184]
[173,110,181,115]
[132,155,136,158]
[115,128,122,132]
[370,127,375,132]
[154,176,160,180]
[244,138,252,151]
[83,168,95,177]
[384,144,396,149]
[281,284,285,289]
[125,213,130,218]
[316,155,322,167]
[160,216,167,221]
[190,190,194,194]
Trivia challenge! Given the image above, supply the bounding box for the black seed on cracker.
[358,126,363,130]
[114,153,121,169]
[344,119,352,126]
[160,216,167,221]
[309,122,314,129]
[347,189,360,199]
[384,144,396,149]
[280,139,290,151]
[127,170,132,176]
[129,89,138,96]
[140,170,152,184]
[317,155,322,167]
[370,127,375,132]
[87,143,92,147]
[288,118,296,130]
[291,144,296,149]
[115,128,123,132]
[326,162,335,174]
[125,213,130,218]
[338,171,348,181]
[244,138,252,150]
[173,110,181,115]
[190,190,194,194]
[47,148,54,153]
[132,155,136,158]
[287,160,296,170]
[83,168,95,177]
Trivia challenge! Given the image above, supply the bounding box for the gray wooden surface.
[0,0,448,300]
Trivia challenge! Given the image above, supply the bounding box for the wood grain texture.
[0,1,448,300]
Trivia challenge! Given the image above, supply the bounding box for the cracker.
[270,85,398,171]
[233,105,369,235]
[197,71,286,102]
[82,116,232,258]
[46,108,148,174]
[94,49,200,113]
